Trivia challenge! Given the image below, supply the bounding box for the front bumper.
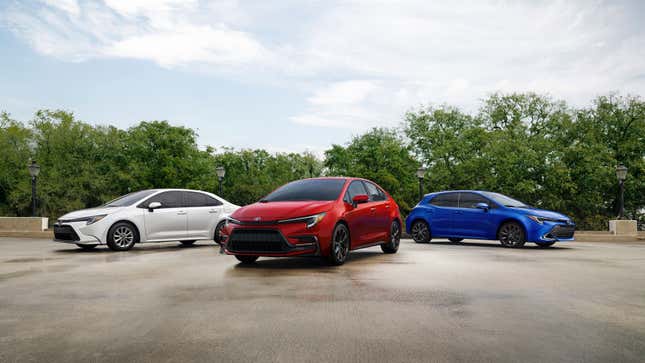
[530,222,575,243]
[53,222,101,245]
[222,222,325,257]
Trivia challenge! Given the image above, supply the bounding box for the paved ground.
[1,238,644,363]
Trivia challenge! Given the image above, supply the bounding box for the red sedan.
[221,177,401,265]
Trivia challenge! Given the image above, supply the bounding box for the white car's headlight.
[86,215,107,225]
[278,213,326,229]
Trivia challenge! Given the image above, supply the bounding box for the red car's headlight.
[278,212,326,229]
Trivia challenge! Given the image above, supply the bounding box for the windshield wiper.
[259,199,269,203]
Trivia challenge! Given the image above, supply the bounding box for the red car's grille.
[228,229,288,252]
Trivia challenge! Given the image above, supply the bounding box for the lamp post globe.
[216,166,226,196]
[616,164,627,219]
[28,161,40,217]
[416,167,426,201]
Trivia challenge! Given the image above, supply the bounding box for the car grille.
[54,225,80,241]
[228,229,288,252]
[546,225,575,239]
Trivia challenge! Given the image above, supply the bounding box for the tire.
[106,222,138,251]
[327,223,350,266]
[536,241,556,248]
[410,220,431,243]
[235,255,259,264]
[381,220,401,254]
[498,222,526,248]
[214,220,226,245]
[448,237,464,243]
[180,240,196,246]
[76,244,97,250]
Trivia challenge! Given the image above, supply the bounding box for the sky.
[1,0,644,155]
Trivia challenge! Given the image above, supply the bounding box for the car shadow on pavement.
[53,243,217,254]
[429,241,573,250]
[231,250,386,271]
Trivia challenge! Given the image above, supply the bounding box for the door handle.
[385,205,390,209]
[177,211,187,215]
[208,210,218,214]
[370,207,376,212]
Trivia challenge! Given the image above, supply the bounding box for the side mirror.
[352,194,369,207]
[148,202,162,211]
[475,202,489,211]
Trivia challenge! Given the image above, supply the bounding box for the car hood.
[509,207,571,221]
[59,207,124,221]
[231,201,336,222]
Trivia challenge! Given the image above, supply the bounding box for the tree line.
[1,93,643,230]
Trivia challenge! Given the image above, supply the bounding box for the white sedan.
[53,189,239,251]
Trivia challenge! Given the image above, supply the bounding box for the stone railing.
[0,217,49,232]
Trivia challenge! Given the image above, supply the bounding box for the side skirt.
[351,241,387,251]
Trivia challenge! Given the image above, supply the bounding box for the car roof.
[137,188,214,193]
[424,190,493,197]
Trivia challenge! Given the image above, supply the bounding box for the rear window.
[185,192,223,207]
[262,179,346,202]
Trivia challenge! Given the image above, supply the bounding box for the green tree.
[324,128,419,213]
[0,112,32,216]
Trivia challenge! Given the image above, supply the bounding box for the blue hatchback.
[405,190,575,248]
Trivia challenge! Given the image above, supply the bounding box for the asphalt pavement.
[1,238,644,362]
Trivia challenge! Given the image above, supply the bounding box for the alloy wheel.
[382,221,401,254]
[411,221,430,243]
[113,226,134,248]
[332,225,349,262]
[499,223,524,247]
[391,221,400,248]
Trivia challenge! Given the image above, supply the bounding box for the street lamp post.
[616,164,627,219]
[28,161,40,217]
[216,166,226,196]
[416,167,426,201]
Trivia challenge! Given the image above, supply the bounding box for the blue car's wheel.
[498,222,526,248]
[411,220,430,243]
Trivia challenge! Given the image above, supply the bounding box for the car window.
[429,193,459,207]
[184,191,223,207]
[104,190,158,207]
[346,180,368,201]
[458,192,490,209]
[363,181,387,202]
[262,179,346,202]
[140,191,183,208]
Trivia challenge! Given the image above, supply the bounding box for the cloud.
[2,0,264,67]
[103,24,266,67]
[42,0,80,16]
[3,0,645,132]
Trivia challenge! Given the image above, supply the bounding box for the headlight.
[278,212,326,229]
[86,215,107,225]
[528,215,562,224]
[528,215,544,224]
[226,217,241,225]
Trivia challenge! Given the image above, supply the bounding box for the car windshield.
[481,192,529,208]
[261,179,346,202]
[103,190,158,207]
